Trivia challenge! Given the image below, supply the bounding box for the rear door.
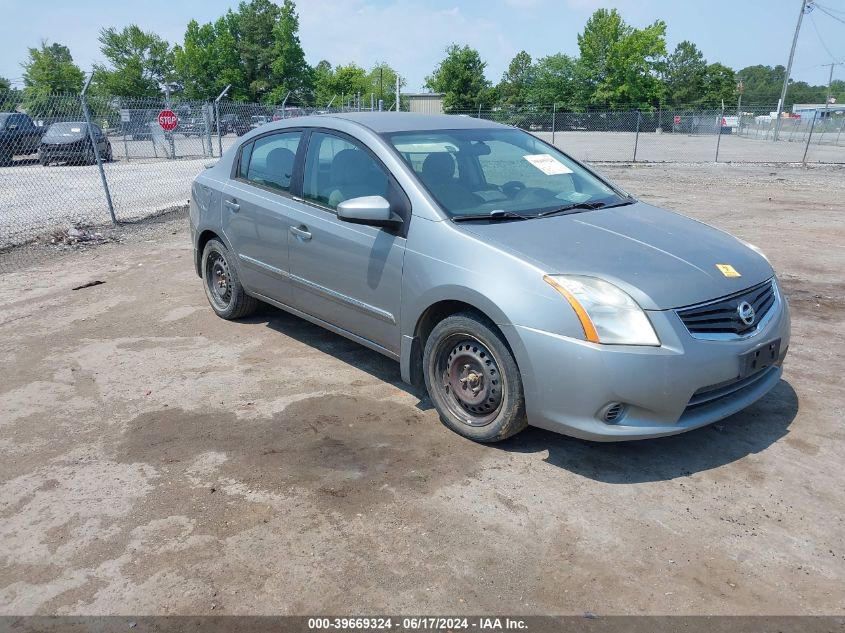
[285,130,409,355]
[221,129,304,303]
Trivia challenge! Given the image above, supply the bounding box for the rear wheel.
[423,311,527,442]
[201,238,257,320]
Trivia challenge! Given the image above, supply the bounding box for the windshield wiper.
[451,209,534,223]
[537,198,635,218]
[536,201,607,218]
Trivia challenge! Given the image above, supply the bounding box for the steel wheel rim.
[435,333,504,427]
[206,251,233,309]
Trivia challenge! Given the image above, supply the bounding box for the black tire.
[423,311,527,442]
[201,238,257,320]
[105,144,113,162]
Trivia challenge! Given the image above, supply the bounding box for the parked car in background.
[190,113,789,443]
[219,113,251,136]
[0,112,45,165]
[272,107,306,121]
[39,122,112,166]
[178,116,207,137]
[250,115,270,130]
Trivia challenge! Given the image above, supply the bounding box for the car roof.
[271,112,506,134]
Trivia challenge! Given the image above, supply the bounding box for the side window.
[244,131,302,193]
[238,141,254,180]
[303,132,389,210]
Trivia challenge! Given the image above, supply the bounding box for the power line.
[814,2,845,15]
[815,4,845,25]
[809,13,844,62]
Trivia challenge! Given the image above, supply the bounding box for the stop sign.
[158,109,178,131]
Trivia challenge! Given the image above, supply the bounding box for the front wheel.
[201,238,257,320]
[423,311,527,442]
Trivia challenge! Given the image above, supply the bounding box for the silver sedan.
[189,113,790,442]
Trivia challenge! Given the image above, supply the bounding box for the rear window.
[243,131,302,193]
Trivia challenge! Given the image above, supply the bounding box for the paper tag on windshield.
[523,154,573,175]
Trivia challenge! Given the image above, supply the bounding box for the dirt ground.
[1,163,843,616]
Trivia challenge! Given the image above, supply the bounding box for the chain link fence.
[455,105,845,164]
[2,91,844,252]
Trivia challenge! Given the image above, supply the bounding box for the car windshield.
[387,128,625,218]
[44,122,88,140]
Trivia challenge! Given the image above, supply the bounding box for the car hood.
[457,202,773,310]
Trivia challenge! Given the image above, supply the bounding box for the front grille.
[676,279,776,338]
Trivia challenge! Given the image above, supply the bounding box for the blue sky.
[1,0,843,92]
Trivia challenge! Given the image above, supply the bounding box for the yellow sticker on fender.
[716,264,741,277]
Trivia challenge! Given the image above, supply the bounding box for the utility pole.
[821,62,842,137]
[736,79,744,119]
[774,0,813,141]
[395,74,400,112]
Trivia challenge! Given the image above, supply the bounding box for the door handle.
[290,225,312,241]
[224,199,240,212]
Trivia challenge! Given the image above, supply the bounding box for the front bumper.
[40,149,86,162]
[502,285,791,441]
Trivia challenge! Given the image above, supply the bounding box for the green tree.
[736,65,785,106]
[425,44,492,111]
[367,62,404,107]
[498,50,534,106]
[664,41,706,107]
[94,25,173,97]
[787,81,827,106]
[332,64,371,106]
[576,9,667,109]
[0,77,12,92]
[830,79,845,104]
[21,41,84,94]
[267,0,312,104]
[526,54,577,108]
[231,0,281,99]
[701,63,736,107]
[173,17,245,99]
[312,60,335,106]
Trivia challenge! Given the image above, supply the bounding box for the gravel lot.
[2,129,843,249]
[1,162,844,616]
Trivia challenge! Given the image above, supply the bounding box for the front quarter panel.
[402,218,588,341]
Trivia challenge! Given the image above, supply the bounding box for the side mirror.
[336,195,402,227]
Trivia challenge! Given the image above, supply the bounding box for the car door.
[286,130,409,356]
[8,114,34,155]
[221,129,304,303]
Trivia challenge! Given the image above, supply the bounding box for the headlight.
[544,275,660,346]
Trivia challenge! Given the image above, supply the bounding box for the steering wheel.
[501,181,526,198]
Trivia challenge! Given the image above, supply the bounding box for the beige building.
[405,93,445,115]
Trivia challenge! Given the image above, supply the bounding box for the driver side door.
[285,130,409,356]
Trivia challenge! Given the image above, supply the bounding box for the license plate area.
[739,338,781,378]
